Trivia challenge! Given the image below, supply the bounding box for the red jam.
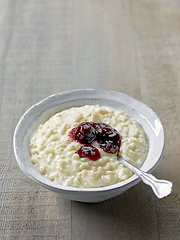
[76,145,101,161]
[69,122,121,161]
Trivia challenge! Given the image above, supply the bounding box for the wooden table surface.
[0,0,180,239]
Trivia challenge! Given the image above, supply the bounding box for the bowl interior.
[13,90,165,193]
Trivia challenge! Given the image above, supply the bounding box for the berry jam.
[69,122,121,161]
[76,145,101,161]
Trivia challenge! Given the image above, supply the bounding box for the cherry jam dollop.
[76,145,101,161]
[69,122,121,161]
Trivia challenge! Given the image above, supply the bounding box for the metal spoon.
[118,155,173,198]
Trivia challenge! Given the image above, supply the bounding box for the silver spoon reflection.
[118,156,173,198]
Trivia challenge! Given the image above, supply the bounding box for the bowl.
[13,89,165,203]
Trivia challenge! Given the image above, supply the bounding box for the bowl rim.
[13,89,165,194]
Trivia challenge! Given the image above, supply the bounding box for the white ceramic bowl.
[13,90,165,203]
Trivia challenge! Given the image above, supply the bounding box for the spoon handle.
[117,156,173,198]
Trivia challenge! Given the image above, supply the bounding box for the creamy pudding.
[29,105,148,188]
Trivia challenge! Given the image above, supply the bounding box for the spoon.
[117,155,173,198]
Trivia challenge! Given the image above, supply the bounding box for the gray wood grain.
[0,0,179,239]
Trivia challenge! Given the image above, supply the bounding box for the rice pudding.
[29,105,148,188]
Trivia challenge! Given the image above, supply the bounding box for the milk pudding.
[29,105,148,188]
